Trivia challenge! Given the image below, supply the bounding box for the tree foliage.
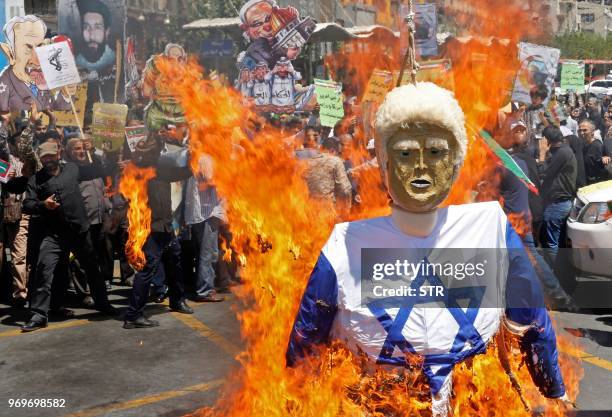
[552,32,612,60]
[194,0,242,19]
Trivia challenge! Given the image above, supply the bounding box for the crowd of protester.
[497,87,612,309]
[0,104,240,330]
[1,48,611,331]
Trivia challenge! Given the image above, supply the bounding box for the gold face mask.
[385,123,458,213]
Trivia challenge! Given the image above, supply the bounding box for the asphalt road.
[0,283,611,417]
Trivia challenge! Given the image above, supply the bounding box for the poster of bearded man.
[58,0,125,107]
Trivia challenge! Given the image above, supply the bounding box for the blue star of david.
[367,257,487,394]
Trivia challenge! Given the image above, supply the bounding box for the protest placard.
[125,125,147,153]
[417,59,454,90]
[401,3,438,58]
[393,59,454,91]
[0,158,11,183]
[560,60,585,94]
[511,42,560,105]
[314,79,344,128]
[363,70,395,104]
[41,82,88,127]
[91,103,129,153]
[35,41,81,90]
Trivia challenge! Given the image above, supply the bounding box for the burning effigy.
[287,81,567,417]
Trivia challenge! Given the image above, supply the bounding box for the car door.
[567,201,612,277]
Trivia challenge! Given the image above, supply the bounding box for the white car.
[567,180,612,278]
[584,79,612,97]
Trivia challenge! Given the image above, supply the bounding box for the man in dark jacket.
[539,126,577,268]
[123,136,193,329]
[565,133,587,188]
[502,123,575,310]
[508,121,544,242]
[584,97,606,135]
[579,120,607,184]
[21,142,116,331]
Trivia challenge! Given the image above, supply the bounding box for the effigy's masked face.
[385,123,458,213]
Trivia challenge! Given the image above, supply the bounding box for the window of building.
[581,13,595,24]
[24,0,56,15]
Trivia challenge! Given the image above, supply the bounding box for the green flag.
[479,130,539,195]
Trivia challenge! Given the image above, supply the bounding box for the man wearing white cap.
[21,141,116,331]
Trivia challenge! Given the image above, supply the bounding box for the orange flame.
[151,63,581,416]
[118,1,583,415]
[118,163,156,271]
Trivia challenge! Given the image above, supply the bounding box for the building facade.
[443,0,610,36]
[576,0,612,36]
[277,0,399,27]
[24,0,57,30]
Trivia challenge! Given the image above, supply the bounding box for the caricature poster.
[58,0,125,104]
[235,0,316,113]
[0,1,26,70]
[0,15,74,113]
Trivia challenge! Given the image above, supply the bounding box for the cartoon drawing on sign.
[142,43,187,132]
[249,62,271,107]
[0,15,72,113]
[239,0,315,70]
[267,57,300,110]
[235,53,253,101]
[49,48,63,71]
[235,1,316,113]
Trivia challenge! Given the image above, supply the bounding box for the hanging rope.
[396,0,419,87]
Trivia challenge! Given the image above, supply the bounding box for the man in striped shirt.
[184,154,226,302]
